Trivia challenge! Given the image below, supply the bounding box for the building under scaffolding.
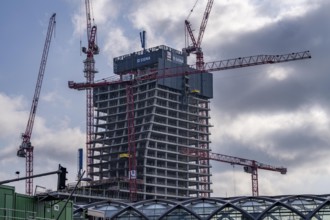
[88,45,213,200]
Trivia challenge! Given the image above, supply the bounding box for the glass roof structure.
[74,194,330,219]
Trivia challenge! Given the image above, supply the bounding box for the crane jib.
[18,13,56,196]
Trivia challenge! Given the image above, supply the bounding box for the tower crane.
[69,50,311,201]
[17,13,56,195]
[181,148,287,196]
[81,0,99,178]
[185,0,214,70]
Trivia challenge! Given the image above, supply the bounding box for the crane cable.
[185,0,199,52]
[187,0,199,20]
[232,164,237,196]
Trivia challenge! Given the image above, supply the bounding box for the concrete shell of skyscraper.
[89,45,213,200]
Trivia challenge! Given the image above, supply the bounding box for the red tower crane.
[69,50,311,201]
[17,13,56,195]
[81,0,99,178]
[182,148,287,196]
[185,0,214,70]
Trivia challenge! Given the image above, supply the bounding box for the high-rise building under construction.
[89,45,213,200]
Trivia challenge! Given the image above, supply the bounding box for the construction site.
[2,0,330,219]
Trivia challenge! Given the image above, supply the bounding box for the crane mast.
[82,0,99,178]
[126,83,137,201]
[17,13,56,195]
[182,148,287,196]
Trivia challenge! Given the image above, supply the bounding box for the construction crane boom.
[85,0,92,40]
[197,0,214,46]
[185,20,197,51]
[182,148,287,196]
[17,13,56,195]
[185,0,214,70]
[69,50,311,90]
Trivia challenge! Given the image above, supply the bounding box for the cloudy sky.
[0,0,329,197]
